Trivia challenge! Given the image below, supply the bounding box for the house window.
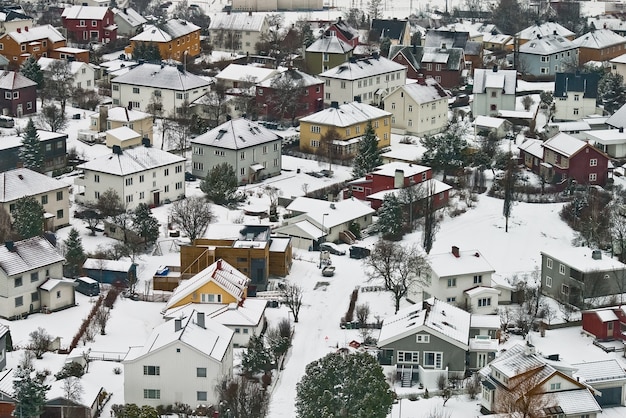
[574,94,580,101]
[143,389,160,399]
[201,294,222,303]
[546,276,553,288]
[408,119,413,127]
[397,351,420,363]
[263,145,268,154]
[176,93,183,99]
[550,382,561,390]
[197,367,207,377]
[4,92,10,100]
[139,175,145,183]
[112,84,119,91]
[345,128,350,136]
[79,20,86,26]
[57,209,63,219]
[416,334,430,343]
[446,297,456,302]
[164,185,169,192]
[589,173,597,182]
[32,292,39,302]
[133,87,140,94]
[193,162,204,171]
[408,105,413,112]
[164,168,169,176]
[240,152,245,160]
[541,56,549,62]
[240,168,245,176]
[139,192,144,200]
[573,108,579,115]
[590,159,598,167]
[41,195,48,205]
[197,391,208,401]
[323,53,329,62]
[126,195,133,203]
[125,178,133,186]
[478,298,492,307]
[176,182,183,190]
[15,277,22,287]
[491,91,497,98]
[12,92,18,99]
[561,284,569,295]
[56,191,63,201]
[473,275,482,284]
[547,258,553,269]
[27,102,32,110]
[559,264,565,275]
[311,125,321,133]
[423,352,443,369]
[143,366,160,375]
[258,88,263,96]
[340,81,346,89]
[15,296,23,307]
[447,278,456,287]
[31,272,39,282]
[95,191,100,199]
[311,140,320,148]
[490,104,497,111]
[274,158,279,167]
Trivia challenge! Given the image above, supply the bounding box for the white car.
[319,242,346,255]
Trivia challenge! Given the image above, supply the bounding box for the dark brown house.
[0,130,67,173]
[389,44,465,88]
[0,71,36,117]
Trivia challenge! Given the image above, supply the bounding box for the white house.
[383,76,449,136]
[0,237,67,319]
[75,145,186,209]
[318,55,407,106]
[208,12,268,55]
[111,62,211,115]
[38,57,96,91]
[472,67,517,117]
[112,7,146,36]
[191,118,282,184]
[553,72,602,122]
[123,310,234,408]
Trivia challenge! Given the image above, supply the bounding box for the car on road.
[319,242,346,255]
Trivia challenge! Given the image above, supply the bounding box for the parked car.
[319,242,346,255]
[185,172,196,181]
[349,246,371,259]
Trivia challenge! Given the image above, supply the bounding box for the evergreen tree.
[20,56,44,89]
[11,196,44,239]
[132,43,162,62]
[490,0,534,35]
[64,228,86,278]
[13,367,50,418]
[200,162,240,205]
[421,121,469,182]
[376,193,403,240]
[598,72,626,115]
[132,203,160,247]
[241,334,272,376]
[20,119,43,173]
[296,351,394,418]
[352,120,383,178]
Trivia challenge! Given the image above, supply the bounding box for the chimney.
[16,28,20,33]
[441,43,446,50]
[394,169,404,188]
[330,101,339,109]
[217,259,222,270]
[24,26,28,32]
[174,318,182,332]
[524,342,536,356]
[5,241,15,252]
[196,311,205,328]
[417,74,425,85]
[592,249,602,260]
[451,246,460,258]
[493,65,498,72]
[620,127,624,133]
[553,30,557,35]
[112,145,122,155]
[249,11,252,16]
[142,137,151,147]
[227,9,231,15]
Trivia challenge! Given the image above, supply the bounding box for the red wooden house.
[61,6,117,44]
[325,17,360,48]
[388,44,465,88]
[256,68,324,122]
[0,70,37,117]
[582,306,626,341]
[344,161,452,211]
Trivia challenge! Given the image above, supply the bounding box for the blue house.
[518,34,579,79]
[82,258,137,286]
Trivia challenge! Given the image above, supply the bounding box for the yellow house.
[124,19,201,61]
[164,259,250,310]
[299,101,392,158]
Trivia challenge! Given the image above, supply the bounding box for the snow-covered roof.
[366,179,452,201]
[164,298,266,327]
[131,19,199,42]
[62,5,109,20]
[518,138,544,159]
[470,314,501,329]
[37,57,90,75]
[107,126,140,140]
[83,258,134,272]
[464,286,499,297]
[112,63,210,91]
[573,359,626,383]
[0,369,16,398]
[378,298,471,349]
[0,168,68,202]
[191,118,282,150]
[475,115,508,129]
[491,343,547,378]
[594,309,619,322]
[165,259,251,310]
[208,12,266,32]
[299,101,391,127]
[588,17,626,33]
[372,162,431,178]
[112,7,146,28]
[473,68,516,95]
[573,29,625,49]
[257,68,323,88]
[585,129,626,145]
[274,218,324,240]
[542,132,587,157]
[124,309,233,363]
[7,24,65,44]
[77,145,185,176]
[91,106,150,123]
[428,247,495,278]
[535,389,602,416]
[39,278,76,291]
[391,77,449,105]
[319,56,406,80]
[517,22,575,40]
[0,70,37,90]
[216,64,278,83]
[540,246,625,273]
[547,121,591,132]
[0,236,64,277]
[306,35,353,54]
[610,52,626,64]
[285,197,375,229]
[607,103,626,129]
[519,34,578,55]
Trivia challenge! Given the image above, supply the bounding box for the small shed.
[474,116,512,139]
[38,279,77,313]
[105,126,142,149]
[82,258,137,285]
[582,306,625,341]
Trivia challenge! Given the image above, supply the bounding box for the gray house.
[377,298,498,388]
[518,34,579,79]
[190,118,282,185]
[540,247,626,308]
[472,67,517,117]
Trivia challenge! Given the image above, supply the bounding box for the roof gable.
[371,19,408,41]
[554,72,600,98]
[0,236,64,277]
[473,68,516,95]
[0,168,68,202]
[191,118,282,150]
[111,62,210,91]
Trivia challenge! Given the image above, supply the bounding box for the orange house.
[573,28,626,65]
[0,24,88,67]
[125,19,201,61]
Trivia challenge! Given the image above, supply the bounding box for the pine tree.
[20,119,43,173]
[241,334,272,376]
[132,203,160,247]
[421,121,469,182]
[598,72,626,114]
[13,367,50,418]
[352,120,383,178]
[64,228,86,278]
[200,162,239,205]
[376,193,403,240]
[20,56,44,89]
[11,196,44,239]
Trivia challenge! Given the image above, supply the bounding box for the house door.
[153,192,160,206]
[477,352,488,368]
[16,104,22,118]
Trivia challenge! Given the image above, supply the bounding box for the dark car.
[349,246,371,259]
[185,172,196,181]
[449,94,470,108]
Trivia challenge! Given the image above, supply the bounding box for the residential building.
[573,359,626,407]
[474,116,513,139]
[583,128,626,158]
[104,126,142,149]
[610,53,626,79]
[125,19,200,61]
[481,343,602,417]
[112,8,146,37]
[424,29,483,71]
[370,18,411,46]
[482,32,513,52]
[0,24,89,66]
[518,139,544,172]
[231,0,323,11]
[0,7,34,36]
[606,102,626,131]
[325,17,360,48]
[540,247,626,308]
[516,21,576,45]
[0,131,67,174]
[214,64,278,118]
[553,72,601,121]
[518,34,579,79]
[472,67,517,117]
[344,162,451,211]
[377,298,499,388]
[388,44,465,88]
[123,310,234,408]
[588,16,626,37]
[38,57,96,92]
[318,55,406,106]
[0,325,8,370]
[0,168,70,231]
[75,144,186,209]
[304,34,354,75]
[299,101,392,157]
[383,76,449,136]
[0,237,68,319]
[0,70,36,117]
[581,306,626,341]
[539,132,609,187]
[256,68,324,121]
[45,379,106,418]
[191,118,282,184]
[208,12,269,55]
[61,6,117,44]
[89,106,154,143]
[111,63,211,115]
[274,197,375,249]
[573,28,626,65]
[216,64,278,90]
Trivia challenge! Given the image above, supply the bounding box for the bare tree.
[38,103,68,132]
[94,305,110,335]
[62,377,83,418]
[363,241,429,313]
[494,370,556,418]
[43,59,75,113]
[280,282,304,323]
[169,196,214,242]
[268,72,305,125]
[215,375,269,418]
[0,206,13,242]
[29,327,52,359]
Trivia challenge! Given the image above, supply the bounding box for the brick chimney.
[451,246,460,258]
[217,259,222,270]
[174,318,182,332]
